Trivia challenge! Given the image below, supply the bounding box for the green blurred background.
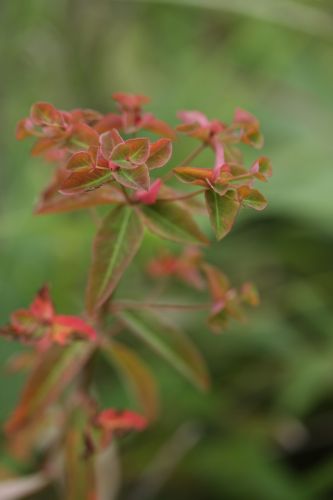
[1,0,333,498]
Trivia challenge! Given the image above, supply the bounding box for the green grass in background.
[0,1,333,498]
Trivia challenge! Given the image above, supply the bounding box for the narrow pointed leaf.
[205,189,240,240]
[113,164,150,191]
[35,186,123,215]
[102,339,159,420]
[116,309,210,391]
[173,166,212,185]
[139,200,208,245]
[86,206,144,313]
[6,343,93,433]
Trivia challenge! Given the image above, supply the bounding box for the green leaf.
[113,164,150,191]
[6,343,93,433]
[139,200,208,245]
[205,189,240,240]
[101,339,159,420]
[60,168,114,195]
[86,205,144,314]
[116,309,210,391]
[239,187,268,211]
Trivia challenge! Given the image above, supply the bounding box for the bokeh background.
[1,0,333,498]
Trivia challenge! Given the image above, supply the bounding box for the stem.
[179,143,206,167]
[158,188,206,203]
[120,184,134,204]
[162,143,206,181]
[110,300,211,312]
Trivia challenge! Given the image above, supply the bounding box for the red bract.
[7,286,96,349]
[17,102,100,159]
[148,247,205,289]
[60,131,172,195]
[96,408,147,432]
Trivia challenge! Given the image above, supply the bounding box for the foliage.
[0,92,271,498]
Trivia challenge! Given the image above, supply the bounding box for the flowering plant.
[1,93,271,498]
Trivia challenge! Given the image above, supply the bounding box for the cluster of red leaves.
[148,248,259,332]
[2,286,96,350]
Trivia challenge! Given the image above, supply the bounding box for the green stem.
[110,300,211,312]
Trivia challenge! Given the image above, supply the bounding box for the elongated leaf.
[139,200,208,245]
[6,343,93,434]
[116,309,210,390]
[113,164,150,191]
[86,206,144,313]
[35,186,123,215]
[60,168,113,195]
[102,339,159,420]
[173,166,212,185]
[205,189,240,240]
[30,102,63,127]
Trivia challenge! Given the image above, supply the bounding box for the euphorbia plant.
[1,93,272,498]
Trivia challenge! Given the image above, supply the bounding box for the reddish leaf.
[35,186,123,215]
[100,129,124,159]
[96,408,147,431]
[205,188,240,240]
[60,167,113,195]
[94,112,123,134]
[241,282,260,306]
[112,164,150,191]
[66,151,94,171]
[173,166,213,185]
[112,92,150,110]
[70,123,99,149]
[53,315,97,344]
[30,102,63,127]
[110,138,150,167]
[86,205,144,314]
[250,156,273,181]
[146,138,172,169]
[139,200,208,245]
[31,138,57,157]
[16,118,35,140]
[238,186,268,211]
